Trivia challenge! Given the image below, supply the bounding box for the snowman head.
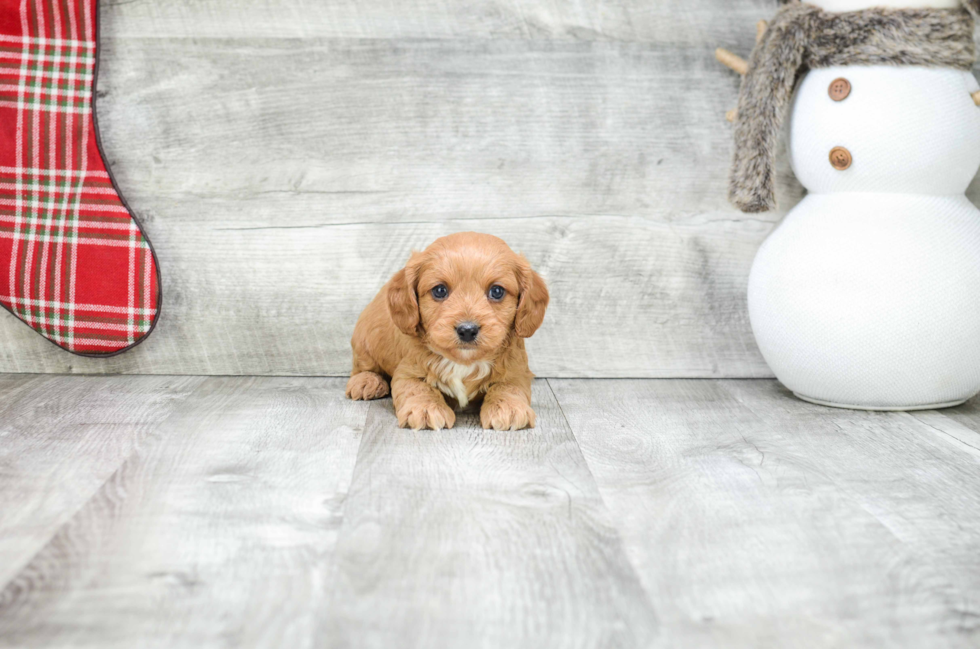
[787,0,961,10]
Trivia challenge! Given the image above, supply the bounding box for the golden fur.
[345,232,549,431]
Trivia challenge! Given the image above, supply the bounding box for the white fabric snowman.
[735,0,980,409]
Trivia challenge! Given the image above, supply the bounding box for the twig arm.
[715,48,748,76]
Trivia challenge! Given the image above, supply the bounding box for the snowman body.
[747,0,980,409]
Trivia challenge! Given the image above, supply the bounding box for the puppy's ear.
[388,253,423,337]
[515,257,549,338]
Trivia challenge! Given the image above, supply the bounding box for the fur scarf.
[731,2,977,213]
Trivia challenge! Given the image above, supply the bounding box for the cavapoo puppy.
[345,232,549,431]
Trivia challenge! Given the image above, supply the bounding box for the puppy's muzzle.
[456,322,480,343]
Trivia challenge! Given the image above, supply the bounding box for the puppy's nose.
[456,322,480,343]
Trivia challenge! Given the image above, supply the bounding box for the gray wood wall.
[0,0,976,377]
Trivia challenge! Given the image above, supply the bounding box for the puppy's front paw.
[397,399,456,431]
[481,398,536,431]
[346,372,390,400]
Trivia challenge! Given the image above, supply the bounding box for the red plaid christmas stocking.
[0,0,160,356]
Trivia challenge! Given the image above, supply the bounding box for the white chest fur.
[427,358,493,409]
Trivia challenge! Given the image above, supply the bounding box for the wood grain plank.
[0,374,204,590]
[548,378,980,649]
[96,37,782,224]
[0,377,365,649]
[0,214,774,377]
[907,416,980,458]
[319,380,657,648]
[0,35,789,377]
[101,0,776,42]
[912,401,980,457]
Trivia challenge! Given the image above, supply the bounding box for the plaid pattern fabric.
[0,0,159,355]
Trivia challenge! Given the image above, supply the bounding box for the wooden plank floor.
[1,375,979,648]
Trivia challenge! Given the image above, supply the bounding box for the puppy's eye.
[431,284,449,300]
[488,285,506,301]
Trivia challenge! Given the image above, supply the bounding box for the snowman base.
[749,193,980,412]
[793,393,969,412]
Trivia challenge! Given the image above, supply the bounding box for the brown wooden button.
[828,78,851,101]
[829,146,852,170]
